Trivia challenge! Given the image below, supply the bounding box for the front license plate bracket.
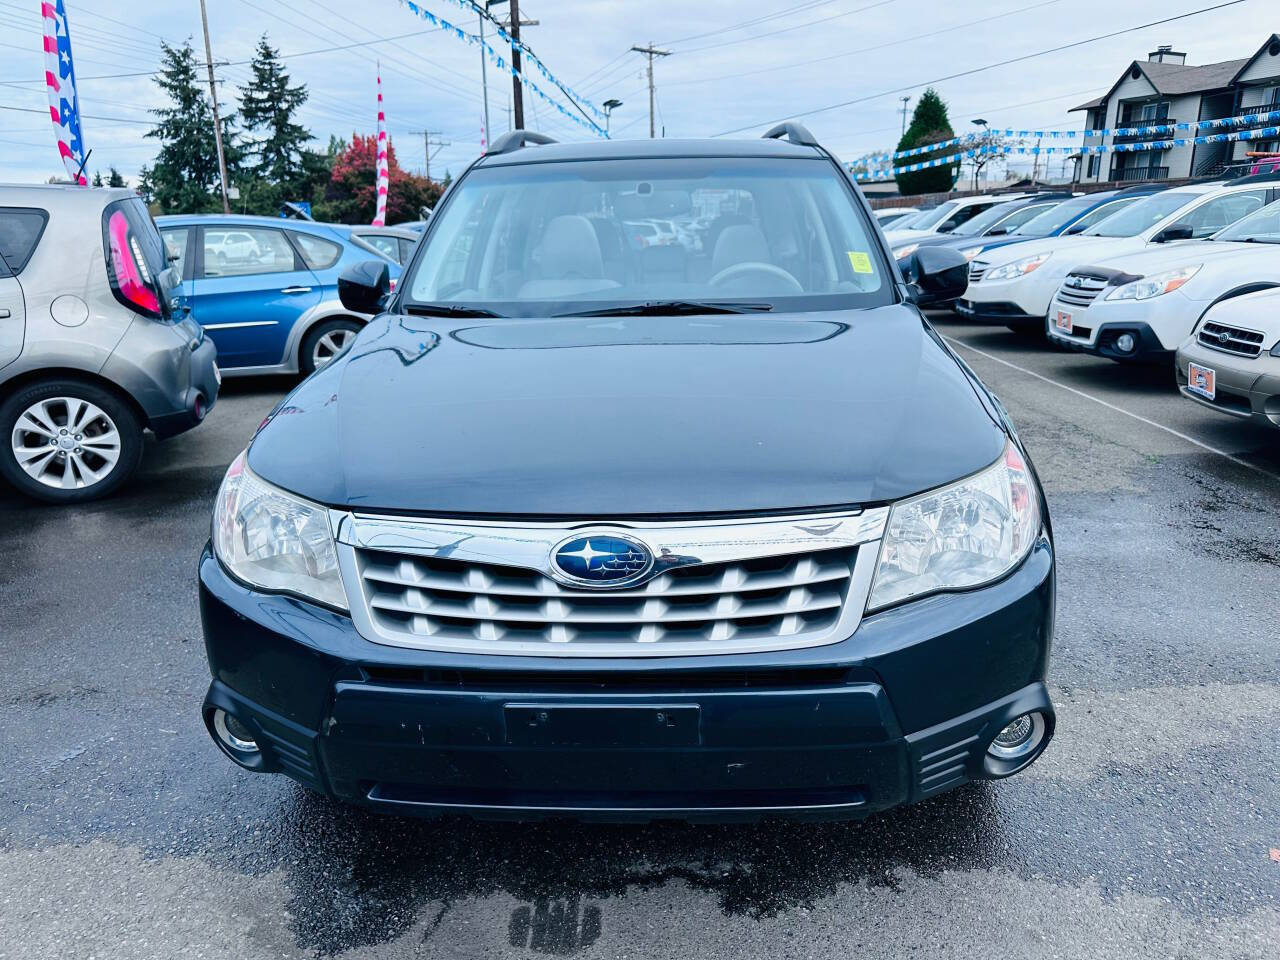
[504,704,701,747]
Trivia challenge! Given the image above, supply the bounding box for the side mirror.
[1153,223,1193,243]
[904,246,970,306]
[986,226,1009,236]
[338,260,391,315]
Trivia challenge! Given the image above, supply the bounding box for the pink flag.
[373,67,389,226]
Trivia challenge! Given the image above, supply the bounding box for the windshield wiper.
[404,302,505,318]
[553,300,774,318]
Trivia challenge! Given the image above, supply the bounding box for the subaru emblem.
[551,533,654,588]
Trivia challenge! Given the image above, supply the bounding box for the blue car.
[199,128,1055,822]
[156,216,401,376]
[911,185,1168,274]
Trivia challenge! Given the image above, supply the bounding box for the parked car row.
[906,172,1280,432]
[0,185,408,502]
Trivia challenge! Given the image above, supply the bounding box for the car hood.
[1192,286,1280,338]
[247,307,1006,516]
[884,227,936,244]
[1071,240,1263,278]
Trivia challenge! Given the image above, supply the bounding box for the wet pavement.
[2,317,1279,959]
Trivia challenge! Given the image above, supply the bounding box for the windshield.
[1013,194,1098,236]
[405,156,890,315]
[1083,192,1195,238]
[1211,197,1280,243]
[908,200,961,231]
[951,201,1022,237]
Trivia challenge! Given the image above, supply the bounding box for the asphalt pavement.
[2,314,1278,959]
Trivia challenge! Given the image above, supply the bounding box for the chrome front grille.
[334,509,889,657]
[1055,274,1108,308]
[357,547,857,649]
[1198,321,1265,358]
[969,260,989,282]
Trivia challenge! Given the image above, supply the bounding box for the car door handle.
[0,309,9,318]
[280,286,312,294]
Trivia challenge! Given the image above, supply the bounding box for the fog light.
[987,711,1046,760]
[1115,333,1136,354]
[213,708,258,753]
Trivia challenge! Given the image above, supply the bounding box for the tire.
[0,378,144,504]
[299,318,362,376]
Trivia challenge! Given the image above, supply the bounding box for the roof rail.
[487,130,558,156]
[761,122,820,148]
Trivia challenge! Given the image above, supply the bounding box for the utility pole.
[630,43,670,139]
[478,4,490,148]
[509,0,524,129]
[411,130,451,182]
[197,0,230,214]
[899,96,911,136]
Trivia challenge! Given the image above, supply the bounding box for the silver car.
[0,185,220,503]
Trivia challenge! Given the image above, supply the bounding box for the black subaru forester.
[200,125,1055,821]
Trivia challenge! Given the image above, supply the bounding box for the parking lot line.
[943,335,1280,483]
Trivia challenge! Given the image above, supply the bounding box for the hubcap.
[10,396,121,489]
[313,329,354,368]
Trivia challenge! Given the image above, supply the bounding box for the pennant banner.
[400,1,606,138]
[373,69,389,226]
[888,109,1280,161]
[42,0,86,184]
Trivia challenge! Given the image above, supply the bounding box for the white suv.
[957,180,1279,329]
[1046,197,1280,361]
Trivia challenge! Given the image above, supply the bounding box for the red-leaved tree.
[315,133,442,224]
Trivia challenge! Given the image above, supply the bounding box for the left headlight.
[868,441,1041,611]
[213,450,348,610]
[893,242,920,260]
[1104,265,1200,301]
[984,253,1049,282]
[958,245,985,261]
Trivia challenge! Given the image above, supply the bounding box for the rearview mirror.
[1153,223,1193,243]
[904,246,970,306]
[338,260,391,315]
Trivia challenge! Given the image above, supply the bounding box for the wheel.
[0,378,144,503]
[300,318,362,375]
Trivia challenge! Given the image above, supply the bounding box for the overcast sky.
[0,0,1269,187]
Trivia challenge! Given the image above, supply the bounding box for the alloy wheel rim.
[10,396,122,489]
[313,329,353,368]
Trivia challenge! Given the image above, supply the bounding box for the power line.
[675,0,897,55]
[714,0,1251,136]
[658,0,838,46]
[662,0,1063,90]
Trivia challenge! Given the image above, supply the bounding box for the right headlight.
[983,253,1050,282]
[868,441,1041,611]
[213,450,348,610]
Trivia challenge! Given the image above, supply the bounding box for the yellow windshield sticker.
[847,251,874,274]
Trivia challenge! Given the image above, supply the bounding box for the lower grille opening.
[360,664,862,692]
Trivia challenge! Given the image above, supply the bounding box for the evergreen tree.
[894,88,959,196]
[145,41,239,214]
[238,37,314,205]
[107,166,126,188]
[91,170,103,187]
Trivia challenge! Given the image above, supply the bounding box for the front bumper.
[199,537,1056,822]
[1176,340,1280,431]
[1045,292,1201,360]
[953,299,1042,326]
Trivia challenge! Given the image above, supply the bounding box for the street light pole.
[478,6,490,147]
[602,98,622,137]
[509,0,524,129]
[197,0,230,214]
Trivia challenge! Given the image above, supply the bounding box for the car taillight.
[106,210,161,316]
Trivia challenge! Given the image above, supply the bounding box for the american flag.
[373,67,388,226]
[42,0,87,185]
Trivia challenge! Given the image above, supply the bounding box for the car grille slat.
[1055,273,1109,308]
[968,260,989,282]
[1198,321,1264,358]
[356,546,859,650]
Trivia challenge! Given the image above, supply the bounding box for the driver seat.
[710,224,771,275]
